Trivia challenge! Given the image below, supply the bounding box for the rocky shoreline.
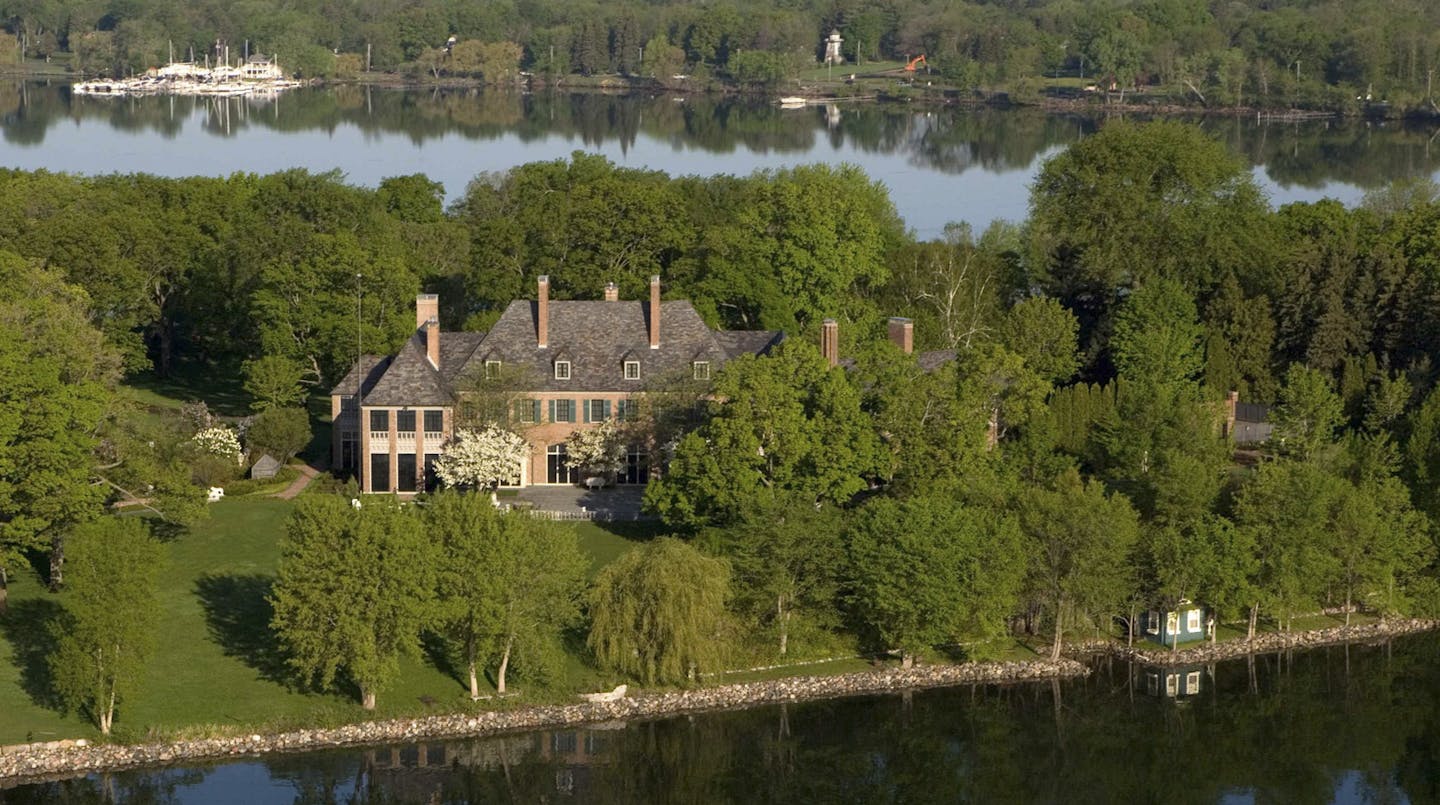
[4,618,1435,786]
[0,657,1086,785]
[1082,617,1439,667]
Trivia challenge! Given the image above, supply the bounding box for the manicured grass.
[0,501,671,744]
[124,366,253,417]
[573,520,664,577]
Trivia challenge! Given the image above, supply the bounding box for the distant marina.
[72,53,303,98]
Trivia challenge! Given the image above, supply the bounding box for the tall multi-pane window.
[369,410,389,432]
[554,361,571,380]
[621,444,648,484]
[396,410,416,433]
[397,454,417,492]
[693,361,710,380]
[547,443,577,484]
[423,410,444,433]
[624,361,640,380]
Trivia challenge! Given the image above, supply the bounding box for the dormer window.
[693,361,710,381]
[554,360,571,380]
[485,360,502,380]
[624,360,640,380]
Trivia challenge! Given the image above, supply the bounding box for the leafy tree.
[1233,460,1341,630]
[0,253,116,594]
[1110,278,1204,390]
[849,342,968,489]
[879,224,1007,351]
[270,496,436,709]
[435,426,528,489]
[1404,384,1440,520]
[1029,121,1271,359]
[428,492,587,696]
[1021,470,1140,660]
[848,495,1025,666]
[707,493,846,657]
[588,537,730,685]
[646,342,881,528]
[243,355,308,411]
[999,297,1080,384]
[1270,363,1344,461]
[245,407,312,462]
[49,518,162,734]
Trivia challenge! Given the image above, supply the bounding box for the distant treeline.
[3,1,1440,111]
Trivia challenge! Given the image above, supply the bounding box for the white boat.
[777,96,808,107]
[72,55,303,98]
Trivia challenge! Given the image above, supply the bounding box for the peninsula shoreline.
[3,617,1435,787]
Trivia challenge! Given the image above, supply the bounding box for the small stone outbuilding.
[250,453,282,480]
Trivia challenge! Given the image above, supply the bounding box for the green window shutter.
[583,399,591,424]
[548,399,556,423]
[570,400,579,422]
[531,400,542,423]
[603,400,612,421]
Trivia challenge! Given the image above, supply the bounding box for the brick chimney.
[1224,390,1239,437]
[604,282,619,302]
[887,317,914,354]
[649,275,661,349]
[821,319,839,367]
[424,317,440,368]
[537,275,549,349]
[415,293,439,330]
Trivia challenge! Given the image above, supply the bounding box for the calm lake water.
[2,81,1440,238]
[5,633,1438,803]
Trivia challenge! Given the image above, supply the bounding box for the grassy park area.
[0,497,662,745]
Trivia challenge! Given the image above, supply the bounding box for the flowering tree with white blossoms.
[565,420,627,480]
[192,426,242,464]
[435,426,528,489]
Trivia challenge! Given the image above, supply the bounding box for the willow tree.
[50,518,162,735]
[270,496,435,709]
[588,538,730,685]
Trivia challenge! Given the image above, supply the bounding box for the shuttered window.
[584,399,611,423]
[548,399,577,423]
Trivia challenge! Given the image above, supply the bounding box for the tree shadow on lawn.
[0,596,67,710]
[194,573,290,685]
[421,632,464,693]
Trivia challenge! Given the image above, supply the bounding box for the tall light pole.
[354,273,363,478]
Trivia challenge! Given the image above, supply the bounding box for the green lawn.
[573,520,664,577]
[0,501,671,744]
[124,366,253,417]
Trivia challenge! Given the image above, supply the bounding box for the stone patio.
[513,485,649,520]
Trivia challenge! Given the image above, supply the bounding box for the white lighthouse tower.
[824,29,844,66]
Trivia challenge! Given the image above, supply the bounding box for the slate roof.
[457,300,780,393]
[917,349,958,372]
[364,334,450,406]
[332,300,780,404]
[329,355,390,397]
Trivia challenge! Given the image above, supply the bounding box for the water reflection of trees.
[4,81,1440,193]
[6,634,1439,802]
